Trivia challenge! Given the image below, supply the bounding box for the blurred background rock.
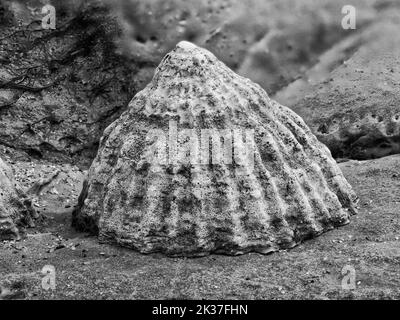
[0,0,399,167]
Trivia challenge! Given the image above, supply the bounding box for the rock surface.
[73,41,358,256]
[275,11,400,160]
[1,154,398,299]
[1,0,398,166]
[0,0,140,167]
[11,160,85,220]
[0,157,36,240]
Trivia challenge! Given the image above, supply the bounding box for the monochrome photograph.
[0,0,399,306]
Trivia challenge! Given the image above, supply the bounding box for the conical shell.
[73,41,358,256]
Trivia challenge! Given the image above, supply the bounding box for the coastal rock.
[275,15,400,160]
[0,1,139,167]
[0,157,36,240]
[73,41,358,256]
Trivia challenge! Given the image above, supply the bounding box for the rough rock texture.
[275,12,400,160]
[0,0,139,167]
[0,155,398,299]
[11,160,85,219]
[0,157,36,240]
[73,41,358,256]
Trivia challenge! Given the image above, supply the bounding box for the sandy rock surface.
[275,10,400,160]
[11,160,85,219]
[0,154,399,299]
[0,157,37,240]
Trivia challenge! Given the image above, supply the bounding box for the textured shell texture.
[73,41,358,257]
[0,157,36,240]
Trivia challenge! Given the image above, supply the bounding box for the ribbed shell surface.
[73,41,358,256]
